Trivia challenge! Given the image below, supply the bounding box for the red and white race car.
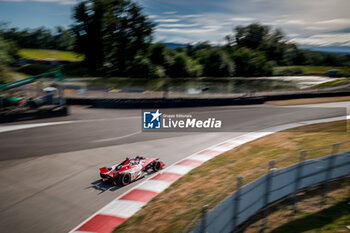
[99,156,165,186]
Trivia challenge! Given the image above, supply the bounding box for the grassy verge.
[9,71,29,81]
[0,70,28,84]
[19,49,84,61]
[266,96,350,105]
[245,180,350,233]
[269,198,350,233]
[311,77,350,88]
[273,66,350,76]
[115,120,350,233]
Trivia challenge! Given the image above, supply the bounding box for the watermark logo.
[143,109,162,129]
[142,109,222,131]
[141,107,346,132]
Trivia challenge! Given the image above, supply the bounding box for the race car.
[99,156,165,186]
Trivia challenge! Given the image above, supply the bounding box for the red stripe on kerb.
[151,172,182,182]
[119,189,159,202]
[198,150,221,156]
[77,214,126,233]
[177,159,203,167]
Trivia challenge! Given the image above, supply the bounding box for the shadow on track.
[86,179,123,194]
[86,170,161,194]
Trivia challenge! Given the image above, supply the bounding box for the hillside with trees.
[0,0,350,81]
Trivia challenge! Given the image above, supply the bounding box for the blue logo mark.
[143,109,162,129]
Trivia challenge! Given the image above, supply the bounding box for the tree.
[148,43,167,66]
[227,24,302,66]
[259,28,287,65]
[72,0,104,73]
[72,0,155,75]
[167,53,190,77]
[166,51,202,77]
[127,55,154,77]
[0,25,74,51]
[196,49,235,77]
[54,26,75,51]
[235,24,269,49]
[281,43,301,66]
[233,47,272,76]
[0,36,17,83]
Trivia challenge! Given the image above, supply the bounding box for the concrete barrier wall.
[66,91,350,108]
[191,151,350,233]
[0,105,68,123]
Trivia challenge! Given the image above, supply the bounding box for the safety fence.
[189,143,350,233]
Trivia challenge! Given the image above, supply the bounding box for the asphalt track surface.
[0,102,349,233]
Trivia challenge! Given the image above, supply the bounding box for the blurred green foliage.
[0,24,75,51]
[19,49,83,61]
[0,36,19,83]
[72,0,155,75]
[1,1,350,79]
[273,67,304,76]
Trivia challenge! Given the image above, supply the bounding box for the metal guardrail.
[190,146,350,233]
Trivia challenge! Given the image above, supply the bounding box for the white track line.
[91,130,142,143]
[0,116,140,133]
[0,121,75,133]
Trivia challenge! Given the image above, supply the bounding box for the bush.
[273,67,303,76]
[153,65,166,78]
[0,65,12,84]
[0,36,16,83]
[125,56,167,78]
[233,47,272,76]
[188,62,203,77]
[167,53,189,77]
[127,56,154,78]
[201,50,235,77]
[166,52,202,77]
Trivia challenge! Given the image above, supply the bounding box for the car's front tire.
[152,161,162,172]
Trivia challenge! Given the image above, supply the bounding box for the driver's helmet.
[130,159,136,164]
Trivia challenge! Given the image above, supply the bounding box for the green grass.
[115,120,350,233]
[9,71,29,81]
[274,66,350,76]
[19,49,84,61]
[270,197,350,233]
[311,77,350,88]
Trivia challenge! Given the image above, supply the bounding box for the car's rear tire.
[120,173,131,186]
[152,161,161,172]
